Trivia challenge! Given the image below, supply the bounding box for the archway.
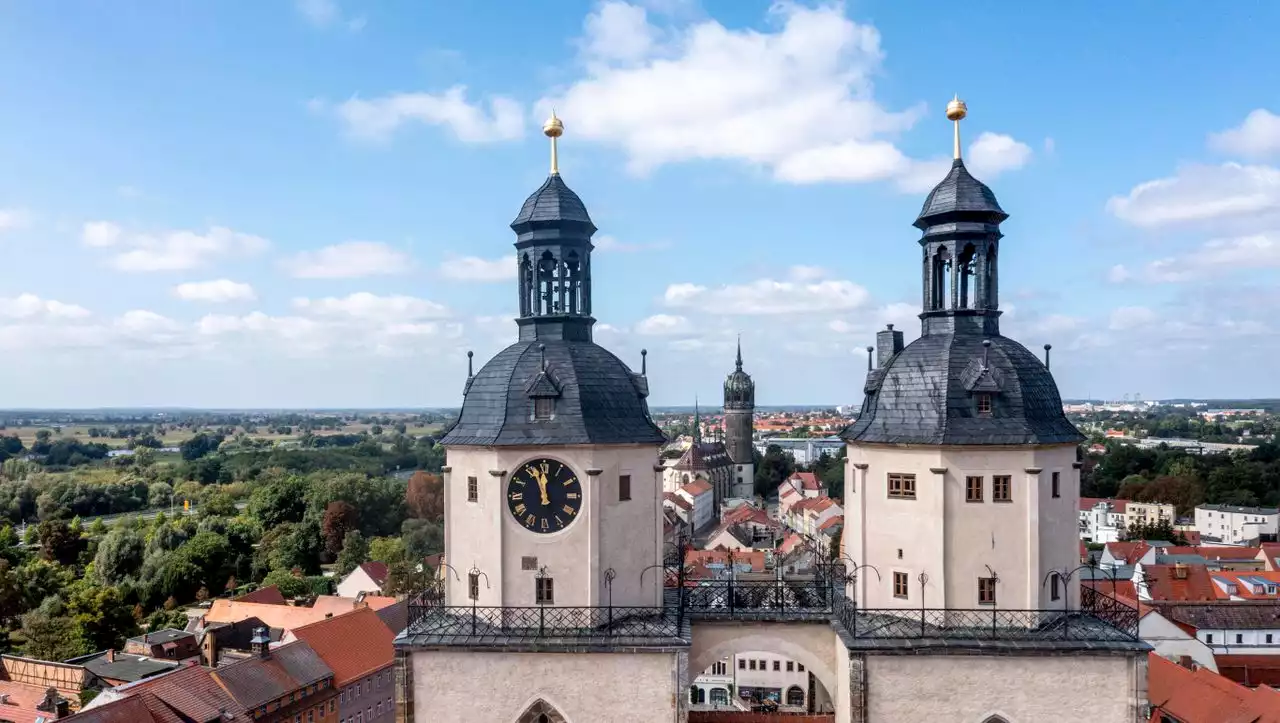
[689,621,838,708]
[514,698,567,723]
[785,685,805,707]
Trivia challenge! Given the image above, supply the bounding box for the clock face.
[507,458,582,534]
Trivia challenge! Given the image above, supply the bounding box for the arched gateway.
[394,103,1151,723]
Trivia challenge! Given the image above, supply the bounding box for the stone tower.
[723,338,756,499]
[841,97,1084,612]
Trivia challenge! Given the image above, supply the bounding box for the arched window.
[514,699,567,723]
[982,717,1010,723]
[958,243,976,309]
[785,685,805,707]
[689,686,705,704]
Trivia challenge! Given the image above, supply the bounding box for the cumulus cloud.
[1210,109,1280,159]
[1113,234,1280,283]
[173,280,256,303]
[81,222,268,272]
[0,209,31,232]
[292,292,451,320]
[1106,163,1280,228]
[332,87,523,143]
[635,313,692,335]
[663,276,870,315]
[543,2,1030,189]
[0,293,91,320]
[282,241,411,279]
[439,255,514,281]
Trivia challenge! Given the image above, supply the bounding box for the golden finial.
[543,110,564,175]
[946,95,968,161]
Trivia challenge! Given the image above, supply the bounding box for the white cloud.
[544,2,1030,190]
[82,223,268,272]
[0,293,91,320]
[1109,306,1157,331]
[636,313,692,335]
[173,280,257,303]
[1106,163,1280,227]
[295,0,339,26]
[663,276,869,315]
[967,132,1034,178]
[333,87,523,143]
[292,292,451,320]
[1119,234,1280,283]
[283,241,411,279]
[0,209,31,232]
[593,235,669,253]
[439,255,514,281]
[1107,264,1132,283]
[81,221,122,247]
[1209,109,1280,159]
[787,265,827,282]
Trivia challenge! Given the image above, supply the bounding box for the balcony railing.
[404,597,682,645]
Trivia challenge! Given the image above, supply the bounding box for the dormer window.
[534,397,555,421]
[977,393,992,415]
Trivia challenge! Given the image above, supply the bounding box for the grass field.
[1,423,442,449]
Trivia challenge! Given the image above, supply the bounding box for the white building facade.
[1195,504,1280,545]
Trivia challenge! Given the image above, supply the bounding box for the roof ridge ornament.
[543,110,564,176]
[946,95,968,161]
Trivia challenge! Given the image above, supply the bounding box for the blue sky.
[1,0,1278,407]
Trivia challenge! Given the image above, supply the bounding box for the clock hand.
[537,471,550,505]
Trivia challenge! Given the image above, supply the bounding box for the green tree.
[144,608,188,632]
[20,596,90,660]
[37,520,82,566]
[261,569,311,599]
[179,432,224,461]
[754,444,796,497]
[335,530,369,576]
[93,528,145,585]
[368,536,406,565]
[67,584,139,652]
[1124,518,1187,544]
[247,475,309,528]
[402,519,444,560]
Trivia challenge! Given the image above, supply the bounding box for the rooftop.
[288,607,393,688]
[1199,504,1280,515]
[211,641,332,711]
[1148,652,1280,723]
[66,650,180,683]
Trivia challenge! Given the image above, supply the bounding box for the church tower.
[841,98,1084,612]
[723,338,756,499]
[438,113,666,610]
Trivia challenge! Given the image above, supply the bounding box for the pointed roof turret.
[914,96,1007,233]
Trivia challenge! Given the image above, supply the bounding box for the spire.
[693,397,701,444]
[544,110,564,176]
[947,95,967,160]
[735,335,743,371]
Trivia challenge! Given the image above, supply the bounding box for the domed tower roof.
[842,97,1082,447]
[442,113,663,447]
[723,337,755,410]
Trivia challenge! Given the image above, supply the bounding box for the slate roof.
[68,651,180,683]
[64,696,166,723]
[841,331,1083,446]
[101,663,247,723]
[288,607,393,688]
[510,174,595,234]
[441,338,664,446]
[211,641,332,711]
[1154,602,1280,630]
[913,158,1007,231]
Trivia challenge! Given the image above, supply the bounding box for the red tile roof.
[680,479,713,496]
[722,504,776,528]
[1145,564,1219,602]
[1216,654,1280,688]
[65,695,165,723]
[0,679,68,723]
[1106,541,1152,565]
[1181,530,1203,545]
[685,549,766,573]
[234,584,287,605]
[1148,652,1280,722]
[204,599,339,631]
[664,492,692,511]
[818,515,843,532]
[1081,496,1127,513]
[358,561,389,586]
[358,595,399,611]
[1209,571,1280,600]
[789,472,821,491]
[104,663,247,723]
[1166,546,1263,561]
[288,607,394,688]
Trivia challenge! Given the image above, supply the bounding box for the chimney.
[250,626,271,659]
[876,324,905,368]
[105,649,115,663]
[1178,655,1195,670]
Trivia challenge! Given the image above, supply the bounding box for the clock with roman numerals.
[507,457,582,534]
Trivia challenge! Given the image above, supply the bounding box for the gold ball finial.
[543,111,564,139]
[946,95,968,122]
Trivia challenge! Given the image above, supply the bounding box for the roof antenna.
[982,339,991,370]
[865,345,874,372]
[539,343,547,371]
[641,348,648,376]
[466,350,474,378]
[1043,343,1052,370]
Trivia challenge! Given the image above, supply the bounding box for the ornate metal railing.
[832,596,1140,643]
[683,579,840,616]
[1080,584,1141,638]
[405,602,681,643]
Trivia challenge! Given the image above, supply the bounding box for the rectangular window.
[979,577,997,605]
[467,476,478,502]
[893,571,908,599]
[887,473,916,499]
[749,660,756,670]
[536,577,554,605]
[773,660,780,671]
[976,393,992,415]
[1051,471,1061,498]
[1268,634,1273,644]
[534,398,555,421]
[1207,633,1214,644]
[965,476,983,503]
[1237,634,1244,644]
[1051,574,1061,601]
[786,661,794,672]
[619,474,631,501]
[739,659,745,670]
[993,475,1012,502]
[468,572,479,600]
[797,664,804,672]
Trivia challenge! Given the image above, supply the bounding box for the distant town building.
[662,405,735,508]
[1196,504,1280,545]
[753,437,843,465]
[1081,497,1127,544]
[336,561,389,598]
[722,339,757,499]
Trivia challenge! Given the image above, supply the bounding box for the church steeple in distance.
[723,336,756,498]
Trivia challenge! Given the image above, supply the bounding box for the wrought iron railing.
[405,601,681,643]
[1080,584,1141,638]
[683,579,839,616]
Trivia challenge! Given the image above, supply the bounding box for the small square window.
[1268,634,1274,644]
[977,394,992,415]
[887,473,916,499]
[965,476,983,503]
[797,663,804,672]
[1051,471,1061,498]
[893,571,908,599]
[749,660,757,670]
[534,397,555,421]
[1237,634,1244,644]
[897,549,903,559]
[536,577,554,605]
[1207,634,1214,644]
[786,661,794,672]
[993,475,1012,502]
[619,474,632,501]
[467,476,478,502]
[979,577,997,605]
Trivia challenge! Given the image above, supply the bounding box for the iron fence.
[683,579,839,616]
[405,602,680,643]
[835,602,1139,643]
[1080,584,1141,638]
